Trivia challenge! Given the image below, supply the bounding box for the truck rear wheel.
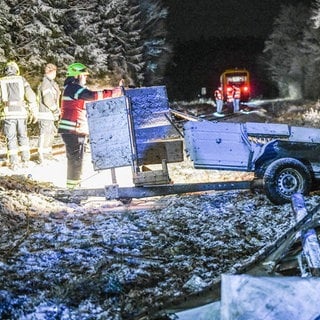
[263,158,311,205]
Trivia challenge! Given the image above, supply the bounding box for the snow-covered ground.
[0,99,320,319]
[0,151,134,189]
[0,149,319,319]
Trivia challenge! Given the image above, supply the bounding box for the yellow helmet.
[5,61,20,76]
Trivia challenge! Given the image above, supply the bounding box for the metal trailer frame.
[63,85,320,204]
[77,85,255,202]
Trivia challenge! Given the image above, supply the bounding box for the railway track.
[0,142,65,167]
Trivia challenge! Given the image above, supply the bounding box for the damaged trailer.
[65,85,320,205]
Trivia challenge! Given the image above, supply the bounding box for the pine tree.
[311,0,320,29]
[0,2,13,64]
[301,0,320,99]
[3,0,76,81]
[92,0,145,86]
[263,4,310,99]
[140,0,171,86]
[300,20,320,99]
[1,0,170,87]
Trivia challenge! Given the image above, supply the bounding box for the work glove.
[27,114,34,124]
[111,87,123,97]
[53,108,60,121]
[28,102,39,122]
[28,113,38,124]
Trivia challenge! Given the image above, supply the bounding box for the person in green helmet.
[58,62,122,189]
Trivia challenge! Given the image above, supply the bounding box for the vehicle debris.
[55,85,320,205]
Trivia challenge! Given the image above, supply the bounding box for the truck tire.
[263,158,311,205]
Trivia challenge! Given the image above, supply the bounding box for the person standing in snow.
[232,84,241,113]
[0,61,38,170]
[58,62,122,189]
[226,86,234,111]
[214,86,224,116]
[37,63,61,164]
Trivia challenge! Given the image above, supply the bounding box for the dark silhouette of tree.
[263,3,310,99]
[0,3,13,65]
[140,0,172,86]
[300,20,320,99]
[300,0,320,99]
[311,0,320,28]
[0,0,170,87]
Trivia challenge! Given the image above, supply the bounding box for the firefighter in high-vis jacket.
[226,86,234,110]
[214,86,224,115]
[0,61,38,170]
[58,62,122,189]
[37,63,61,163]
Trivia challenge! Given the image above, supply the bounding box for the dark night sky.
[163,0,314,41]
[162,0,314,100]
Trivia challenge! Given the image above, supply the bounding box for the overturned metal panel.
[292,193,320,276]
[290,126,320,143]
[245,122,290,137]
[183,121,251,170]
[245,122,320,143]
[126,86,183,165]
[86,86,183,171]
[86,96,133,170]
[126,86,170,128]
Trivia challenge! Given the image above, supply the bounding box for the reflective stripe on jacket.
[214,89,222,100]
[226,87,233,102]
[58,77,112,135]
[233,87,241,99]
[0,75,37,120]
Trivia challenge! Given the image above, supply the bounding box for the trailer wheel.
[263,158,311,205]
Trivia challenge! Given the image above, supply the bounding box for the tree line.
[0,0,320,100]
[262,1,320,100]
[0,0,170,88]
[166,1,320,101]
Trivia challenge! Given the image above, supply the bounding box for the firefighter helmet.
[4,61,20,76]
[66,62,89,77]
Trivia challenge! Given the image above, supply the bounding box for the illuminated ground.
[0,99,320,319]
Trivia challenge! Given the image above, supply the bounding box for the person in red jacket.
[214,86,224,116]
[58,62,122,189]
[226,86,234,111]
